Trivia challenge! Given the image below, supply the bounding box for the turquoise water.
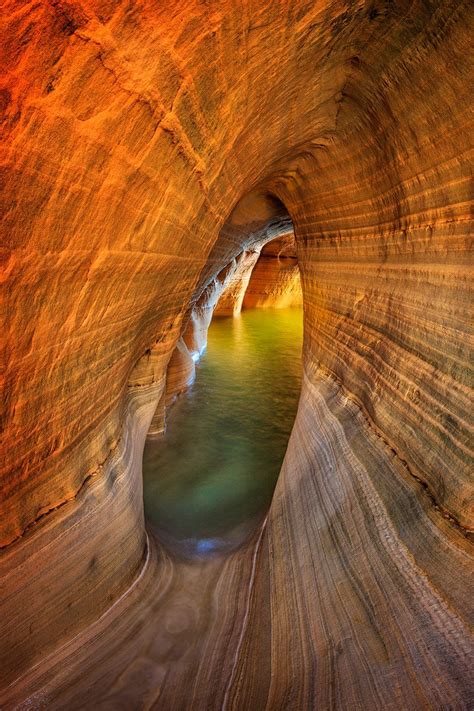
[143,308,303,556]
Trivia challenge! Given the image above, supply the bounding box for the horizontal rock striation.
[1,0,473,707]
[0,348,159,687]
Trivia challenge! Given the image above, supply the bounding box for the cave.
[1,2,472,710]
[143,231,303,558]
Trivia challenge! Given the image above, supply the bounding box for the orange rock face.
[0,0,472,707]
[243,233,302,309]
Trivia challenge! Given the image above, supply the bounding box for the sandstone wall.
[243,233,302,309]
[1,0,472,706]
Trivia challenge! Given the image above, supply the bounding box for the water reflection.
[143,308,303,557]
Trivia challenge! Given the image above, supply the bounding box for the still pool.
[143,307,303,556]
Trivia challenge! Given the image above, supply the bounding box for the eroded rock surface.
[243,233,302,309]
[1,0,472,708]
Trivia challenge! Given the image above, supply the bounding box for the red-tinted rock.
[0,0,472,707]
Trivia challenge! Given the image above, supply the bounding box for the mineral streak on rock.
[0,0,473,708]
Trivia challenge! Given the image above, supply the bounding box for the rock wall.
[183,248,262,357]
[213,249,261,316]
[1,0,472,707]
[242,233,302,309]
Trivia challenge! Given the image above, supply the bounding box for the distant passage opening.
[143,232,303,558]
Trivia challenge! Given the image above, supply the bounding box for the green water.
[143,308,303,556]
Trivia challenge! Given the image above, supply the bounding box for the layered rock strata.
[2,376,472,709]
[147,336,195,436]
[1,0,473,708]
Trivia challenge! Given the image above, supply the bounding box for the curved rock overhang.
[0,0,472,707]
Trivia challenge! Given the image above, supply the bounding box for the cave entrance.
[142,232,303,558]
